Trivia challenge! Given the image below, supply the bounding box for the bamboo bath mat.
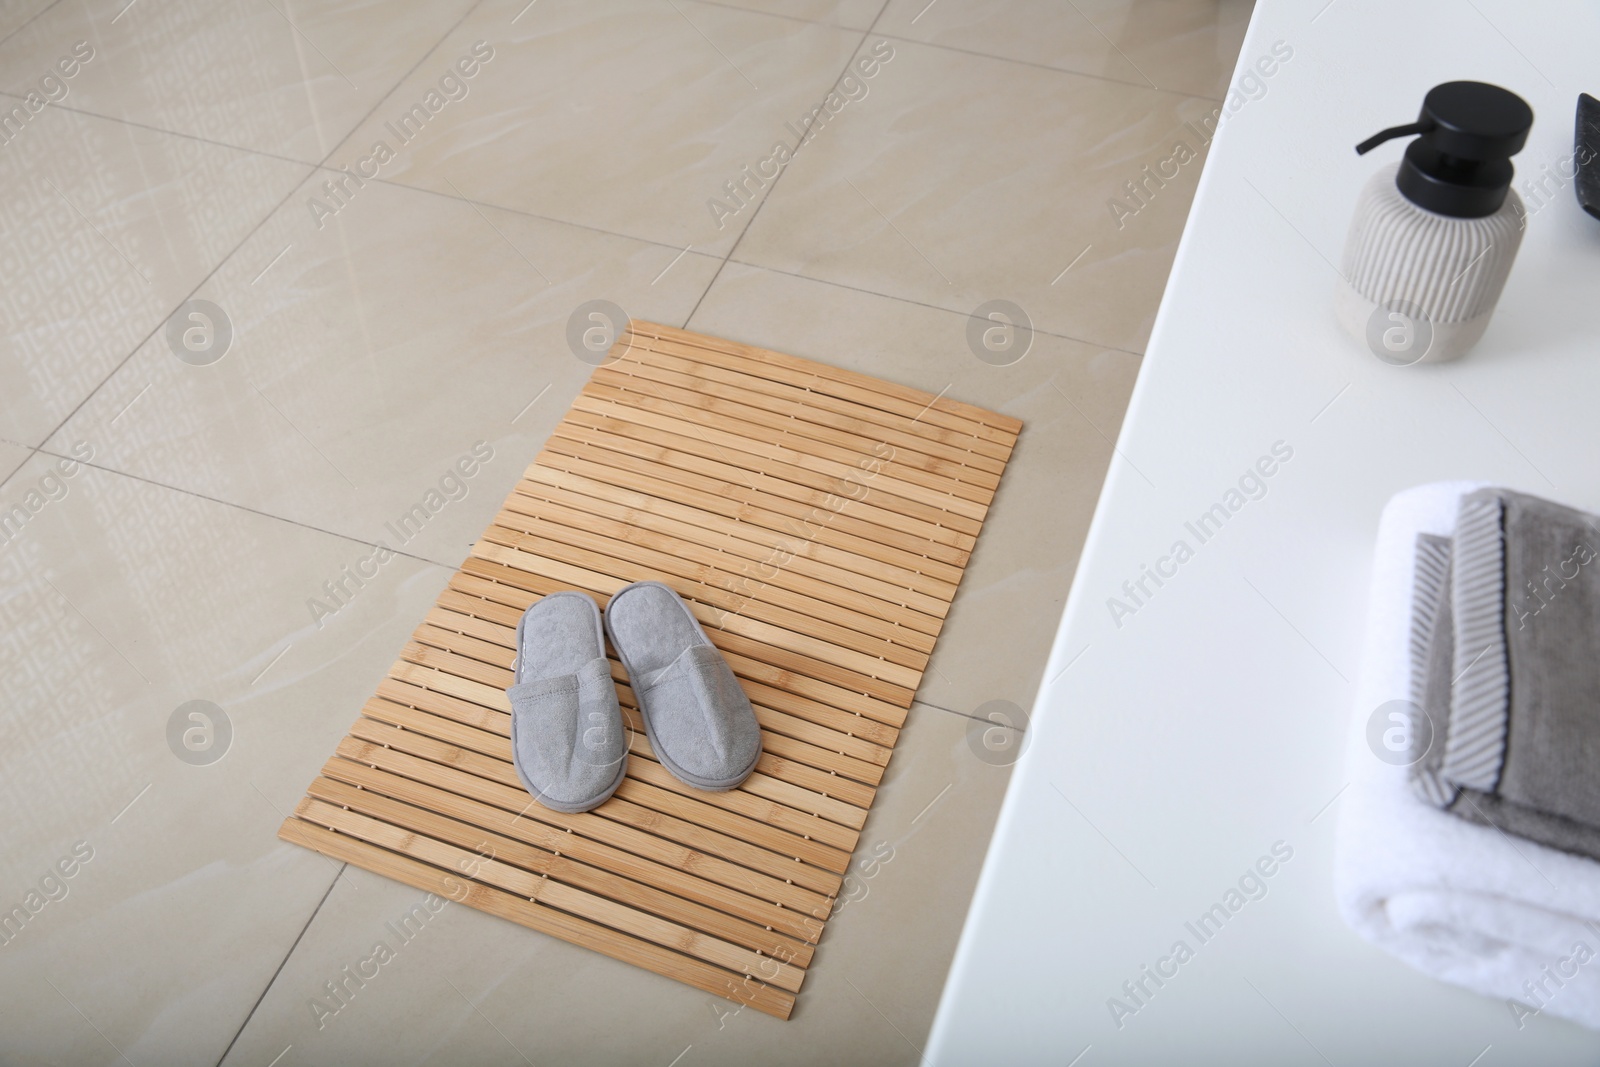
[279,322,1021,1018]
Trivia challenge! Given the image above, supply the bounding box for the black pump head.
[1356,81,1534,217]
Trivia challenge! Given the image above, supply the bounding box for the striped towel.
[1408,488,1600,860]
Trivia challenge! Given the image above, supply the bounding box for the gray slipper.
[507,591,628,813]
[604,581,761,791]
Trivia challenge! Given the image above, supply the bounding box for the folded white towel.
[1336,481,1600,1031]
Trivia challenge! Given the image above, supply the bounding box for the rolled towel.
[1336,481,1600,1030]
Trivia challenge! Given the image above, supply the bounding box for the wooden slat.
[479,521,934,663]
[585,368,1004,494]
[353,697,864,855]
[438,572,914,724]
[498,489,945,635]
[594,358,1008,477]
[302,779,816,966]
[391,642,893,810]
[623,320,1022,435]
[577,380,999,507]
[555,413,984,542]
[517,464,955,609]
[407,618,890,782]
[620,323,1021,443]
[326,741,834,915]
[533,447,965,588]
[278,820,798,1019]
[382,652,883,809]
[462,548,929,691]
[295,798,806,993]
[452,560,919,709]
[541,431,976,566]
[512,467,953,619]
[314,760,825,941]
[413,608,894,768]
[613,331,1015,453]
[343,719,853,884]
[278,323,1018,1017]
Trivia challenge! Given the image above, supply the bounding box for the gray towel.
[1408,488,1600,860]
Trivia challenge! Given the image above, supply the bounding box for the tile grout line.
[5,72,1171,366]
[26,450,461,573]
[916,698,1029,731]
[720,257,1150,357]
[3,94,328,169]
[685,0,862,31]
[19,183,291,451]
[5,85,1150,357]
[321,171,727,262]
[200,11,499,1062]
[0,37,1225,159]
[7,253,1145,507]
[0,19,1226,167]
[0,0,64,51]
[0,446,41,492]
[599,0,1232,102]
[4,90,727,264]
[869,29,1225,102]
[681,0,898,330]
[54,110,1154,354]
[212,866,346,1067]
[21,0,489,459]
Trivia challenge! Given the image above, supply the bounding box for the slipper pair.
[506,581,762,813]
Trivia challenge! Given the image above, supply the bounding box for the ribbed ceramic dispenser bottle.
[1336,81,1534,364]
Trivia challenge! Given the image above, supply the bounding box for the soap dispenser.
[1336,81,1533,364]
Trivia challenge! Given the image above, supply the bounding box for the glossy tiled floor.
[0,1,1248,1062]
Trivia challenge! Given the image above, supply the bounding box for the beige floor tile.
[733,35,1222,353]
[44,175,720,570]
[878,0,1252,99]
[0,439,31,484]
[0,0,477,162]
[0,0,53,41]
[877,0,1145,85]
[707,0,883,30]
[0,104,308,446]
[688,262,1139,719]
[217,702,1016,1067]
[1076,0,1253,99]
[0,453,455,1064]
[333,0,867,256]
